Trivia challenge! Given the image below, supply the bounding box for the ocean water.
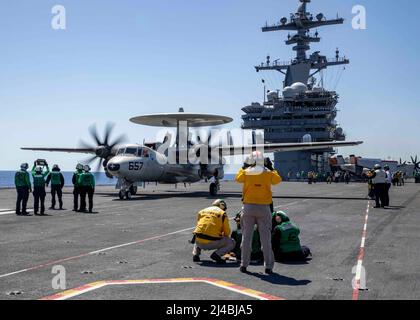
[0,171,115,188]
[0,171,236,188]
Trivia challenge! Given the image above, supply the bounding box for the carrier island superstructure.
[242,0,350,177]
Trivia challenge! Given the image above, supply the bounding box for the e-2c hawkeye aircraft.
[22,111,363,200]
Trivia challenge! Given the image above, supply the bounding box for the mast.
[255,0,349,88]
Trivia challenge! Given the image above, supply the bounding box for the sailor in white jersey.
[370,164,387,208]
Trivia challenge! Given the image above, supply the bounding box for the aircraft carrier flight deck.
[0,181,418,300]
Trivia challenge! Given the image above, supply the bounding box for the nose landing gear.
[118,184,138,200]
[209,179,220,196]
[119,190,132,200]
[209,169,222,197]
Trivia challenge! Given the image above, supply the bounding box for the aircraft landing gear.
[119,184,137,200]
[119,190,133,200]
[209,179,220,197]
[118,190,129,200]
[129,185,137,195]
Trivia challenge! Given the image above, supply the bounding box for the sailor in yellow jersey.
[192,199,235,264]
[235,151,282,274]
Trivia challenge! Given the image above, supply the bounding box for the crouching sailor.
[271,211,311,261]
[191,199,235,264]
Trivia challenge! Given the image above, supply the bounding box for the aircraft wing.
[217,141,363,156]
[21,147,96,154]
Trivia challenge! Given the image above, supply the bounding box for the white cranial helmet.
[245,151,264,166]
[251,151,265,166]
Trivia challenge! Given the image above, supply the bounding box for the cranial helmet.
[212,199,227,210]
[245,151,264,167]
[274,211,290,224]
[20,163,29,170]
[35,166,43,173]
[53,164,60,171]
[83,165,91,172]
[76,163,83,170]
[252,151,265,166]
[374,164,382,170]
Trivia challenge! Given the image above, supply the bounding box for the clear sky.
[0,0,419,171]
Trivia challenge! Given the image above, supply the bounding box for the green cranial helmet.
[274,211,290,223]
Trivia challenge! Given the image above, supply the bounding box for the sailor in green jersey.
[15,163,32,215]
[46,164,65,210]
[78,165,96,213]
[72,164,84,212]
[271,211,311,262]
[31,162,50,215]
[230,211,263,262]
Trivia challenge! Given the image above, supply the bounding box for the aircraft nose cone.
[107,162,120,172]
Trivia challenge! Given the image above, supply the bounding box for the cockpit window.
[117,148,125,155]
[125,148,138,155]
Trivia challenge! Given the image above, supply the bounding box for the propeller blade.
[110,134,128,149]
[94,158,103,178]
[79,139,94,150]
[85,155,98,165]
[89,124,102,146]
[103,122,115,147]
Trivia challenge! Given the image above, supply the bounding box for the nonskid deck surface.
[0,182,419,300]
